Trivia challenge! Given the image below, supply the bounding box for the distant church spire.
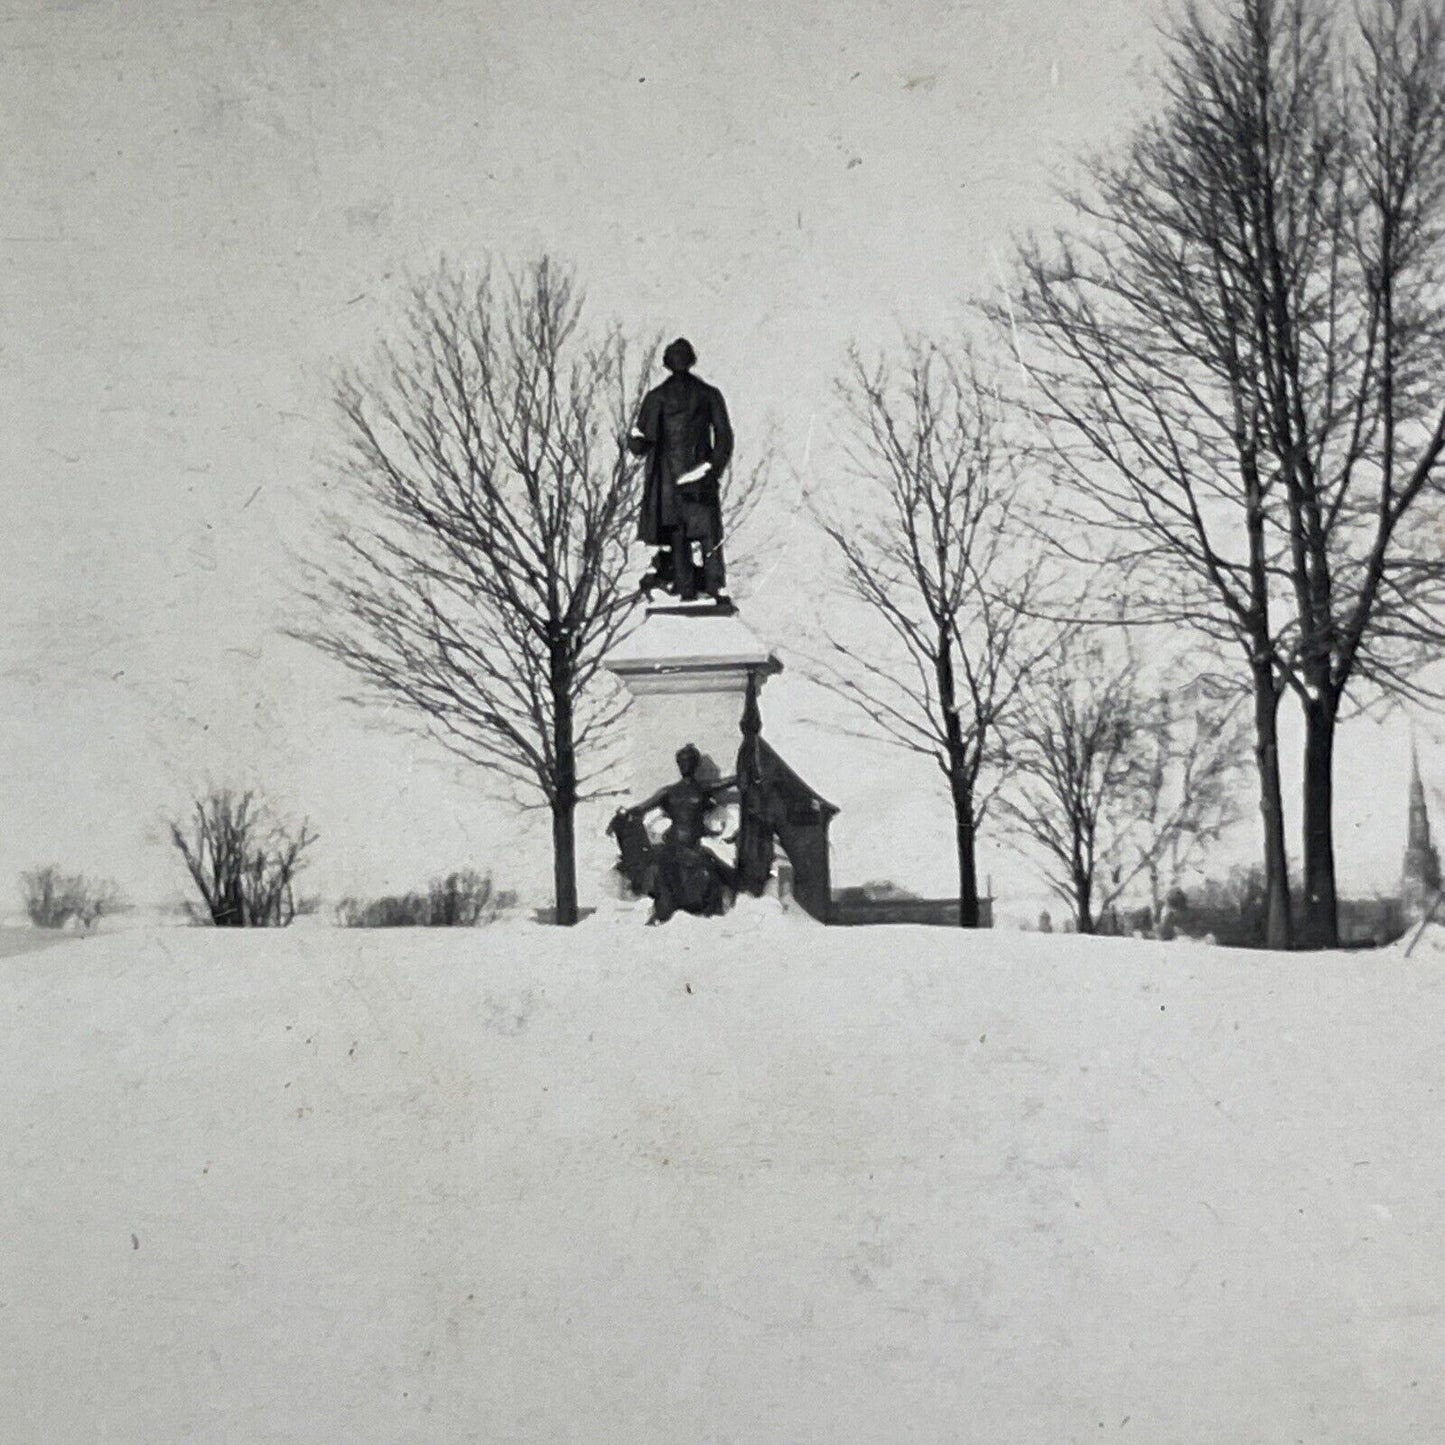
[1402,737,1441,919]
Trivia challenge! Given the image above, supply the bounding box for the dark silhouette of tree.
[292,259,653,926]
[1002,0,1445,947]
[816,340,1052,926]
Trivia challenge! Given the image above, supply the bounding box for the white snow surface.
[4,913,1445,1443]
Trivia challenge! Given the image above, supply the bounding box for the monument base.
[603,606,781,801]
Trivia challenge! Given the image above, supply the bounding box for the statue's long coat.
[629,371,733,551]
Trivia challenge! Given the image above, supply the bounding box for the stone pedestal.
[603,608,781,800]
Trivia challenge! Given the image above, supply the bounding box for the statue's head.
[663,337,697,374]
[675,743,700,777]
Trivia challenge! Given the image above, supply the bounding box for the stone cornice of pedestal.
[603,609,782,693]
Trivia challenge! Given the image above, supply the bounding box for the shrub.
[429,869,499,926]
[335,891,431,928]
[21,867,125,931]
[337,869,508,927]
[169,789,317,927]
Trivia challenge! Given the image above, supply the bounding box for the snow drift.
[3,914,1443,1443]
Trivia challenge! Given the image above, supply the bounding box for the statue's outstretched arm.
[706,776,740,804]
[629,784,672,817]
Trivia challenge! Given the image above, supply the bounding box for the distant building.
[828,879,994,928]
[1401,744,1441,922]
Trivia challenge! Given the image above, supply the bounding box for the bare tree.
[815,340,1051,926]
[1002,0,1445,947]
[169,789,316,927]
[1134,677,1249,930]
[999,638,1244,935]
[999,639,1148,934]
[291,259,654,926]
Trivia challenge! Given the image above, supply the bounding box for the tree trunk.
[1074,865,1094,935]
[1298,692,1339,949]
[938,638,980,929]
[1252,663,1293,950]
[549,641,580,927]
[551,798,578,927]
[952,768,980,928]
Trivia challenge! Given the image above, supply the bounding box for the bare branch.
[808,337,1060,925]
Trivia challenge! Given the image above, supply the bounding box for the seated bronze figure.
[609,744,738,922]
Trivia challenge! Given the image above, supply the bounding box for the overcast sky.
[2,0,1433,912]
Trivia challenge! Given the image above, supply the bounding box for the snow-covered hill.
[4,912,1443,1443]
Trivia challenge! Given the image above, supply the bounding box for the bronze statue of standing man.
[628,338,733,605]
